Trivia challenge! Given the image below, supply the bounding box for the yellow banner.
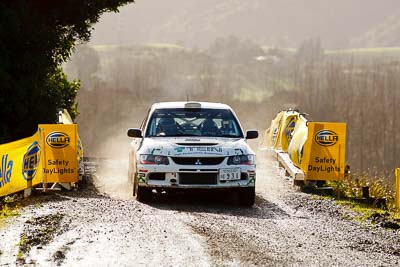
[0,132,43,197]
[301,122,346,181]
[39,124,79,184]
[0,124,79,197]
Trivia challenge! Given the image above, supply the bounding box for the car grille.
[179,173,218,185]
[171,157,225,165]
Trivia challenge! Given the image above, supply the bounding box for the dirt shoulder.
[1,150,399,266]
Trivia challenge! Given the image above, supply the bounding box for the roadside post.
[396,168,400,208]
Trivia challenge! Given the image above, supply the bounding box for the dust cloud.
[91,159,133,199]
[69,40,282,160]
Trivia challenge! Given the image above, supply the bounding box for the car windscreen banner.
[0,124,79,197]
[39,124,79,184]
[301,122,346,181]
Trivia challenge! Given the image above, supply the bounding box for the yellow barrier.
[59,109,83,159]
[0,124,79,197]
[265,110,300,151]
[396,168,400,208]
[288,116,308,168]
[264,109,347,182]
[277,110,300,152]
[59,109,74,124]
[265,111,284,149]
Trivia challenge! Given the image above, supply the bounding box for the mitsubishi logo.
[195,159,202,165]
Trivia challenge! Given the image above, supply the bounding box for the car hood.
[139,137,255,157]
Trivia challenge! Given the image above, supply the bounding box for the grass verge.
[326,175,400,228]
[0,194,22,221]
[336,199,400,223]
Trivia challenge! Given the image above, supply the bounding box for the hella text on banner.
[301,122,346,181]
[40,124,79,184]
[0,132,43,197]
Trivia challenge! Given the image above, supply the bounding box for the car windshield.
[145,108,244,138]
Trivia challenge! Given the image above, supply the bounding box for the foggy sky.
[90,0,400,49]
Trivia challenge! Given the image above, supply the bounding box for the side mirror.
[127,128,142,138]
[246,130,258,139]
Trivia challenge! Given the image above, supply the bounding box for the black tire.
[136,186,152,202]
[239,187,255,206]
[294,180,305,188]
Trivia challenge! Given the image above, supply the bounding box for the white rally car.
[127,102,258,205]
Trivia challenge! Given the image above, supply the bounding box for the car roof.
[150,101,232,110]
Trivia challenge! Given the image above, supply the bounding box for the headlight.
[227,155,255,165]
[139,154,169,165]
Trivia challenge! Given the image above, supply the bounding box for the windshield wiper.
[219,134,241,138]
[172,133,201,137]
[150,133,201,137]
[149,134,241,138]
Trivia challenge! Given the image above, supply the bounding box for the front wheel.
[238,187,255,206]
[136,186,152,202]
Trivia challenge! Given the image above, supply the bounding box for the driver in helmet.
[157,117,178,136]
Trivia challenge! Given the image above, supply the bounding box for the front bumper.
[136,161,256,189]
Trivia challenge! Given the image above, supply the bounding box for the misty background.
[65,0,400,182]
[90,0,400,49]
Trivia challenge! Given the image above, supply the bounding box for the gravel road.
[1,150,400,266]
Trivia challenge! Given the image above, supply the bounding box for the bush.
[0,1,133,143]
